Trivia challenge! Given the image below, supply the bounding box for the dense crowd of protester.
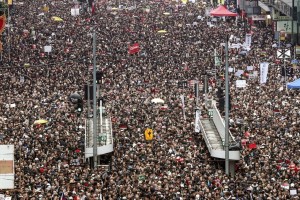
[0,0,300,199]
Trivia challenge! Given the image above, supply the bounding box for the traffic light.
[217,87,224,99]
[76,99,83,113]
[96,71,103,84]
[84,85,94,100]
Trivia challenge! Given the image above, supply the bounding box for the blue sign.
[291,59,298,64]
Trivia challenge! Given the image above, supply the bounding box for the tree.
[0,2,8,16]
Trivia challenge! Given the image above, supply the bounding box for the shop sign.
[252,15,266,20]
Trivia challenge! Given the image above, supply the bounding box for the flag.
[248,143,257,149]
[144,128,153,141]
[128,43,140,54]
[75,149,81,153]
[119,124,127,129]
[0,15,6,35]
[91,3,95,15]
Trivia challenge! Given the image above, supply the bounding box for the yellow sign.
[7,0,12,5]
[144,128,154,141]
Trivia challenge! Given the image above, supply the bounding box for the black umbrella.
[69,92,82,104]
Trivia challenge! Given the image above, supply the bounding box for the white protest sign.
[228,67,234,72]
[235,70,244,77]
[248,74,256,79]
[71,8,80,16]
[290,189,297,196]
[20,76,24,83]
[230,43,241,49]
[247,66,254,71]
[44,46,52,53]
[236,80,247,88]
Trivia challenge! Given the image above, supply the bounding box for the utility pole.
[204,74,207,107]
[195,81,199,107]
[7,5,10,62]
[100,99,103,145]
[87,83,91,118]
[225,35,230,175]
[292,0,294,45]
[92,30,98,168]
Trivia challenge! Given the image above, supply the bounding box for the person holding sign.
[144,128,154,141]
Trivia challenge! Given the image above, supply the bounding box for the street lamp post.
[92,30,98,168]
[225,35,230,175]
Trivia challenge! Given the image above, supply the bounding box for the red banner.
[128,43,140,54]
[0,15,6,34]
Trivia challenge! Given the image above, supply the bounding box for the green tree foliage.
[0,2,8,16]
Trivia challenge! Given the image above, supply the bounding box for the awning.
[258,1,271,12]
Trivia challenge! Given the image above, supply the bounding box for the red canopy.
[210,6,238,17]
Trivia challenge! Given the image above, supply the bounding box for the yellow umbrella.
[157,30,167,33]
[51,16,63,22]
[163,12,170,15]
[34,119,48,125]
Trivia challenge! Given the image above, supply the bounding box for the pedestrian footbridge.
[85,108,113,158]
[199,100,240,161]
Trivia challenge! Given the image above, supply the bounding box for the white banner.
[245,34,252,48]
[260,62,269,84]
[0,145,14,189]
[180,95,186,121]
[195,109,201,133]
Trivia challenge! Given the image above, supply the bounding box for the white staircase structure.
[85,107,113,158]
[200,100,240,161]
